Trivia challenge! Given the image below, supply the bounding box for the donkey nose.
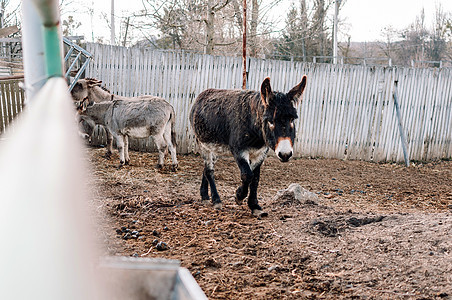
[278,151,292,162]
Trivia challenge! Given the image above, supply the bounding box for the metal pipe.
[64,52,81,78]
[64,46,75,62]
[22,0,64,99]
[32,0,64,78]
[63,37,93,58]
[21,0,46,100]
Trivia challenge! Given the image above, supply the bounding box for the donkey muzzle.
[275,138,293,162]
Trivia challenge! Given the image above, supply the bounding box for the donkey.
[71,78,117,157]
[190,76,307,217]
[71,78,152,158]
[77,97,178,169]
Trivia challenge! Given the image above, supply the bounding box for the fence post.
[393,80,410,166]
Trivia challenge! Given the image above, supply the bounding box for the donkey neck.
[89,86,112,102]
[248,92,266,131]
[82,102,112,125]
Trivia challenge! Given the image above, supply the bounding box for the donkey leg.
[124,135,130,165]
[234,156,253,206]
[248,164,267,217]
[115,134,126,167]
[154,135,167,169]
[104,128,113,159]
[200,172,210,201]
[202,151,221,209]
[163,125,178,170]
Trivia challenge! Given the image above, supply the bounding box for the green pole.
[43,24,63,77]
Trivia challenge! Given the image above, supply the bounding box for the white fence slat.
[332,66,347,158]
[440,69,452,157]
[413,68,428,161]
[340,67,356,159]
[407,69,423,160]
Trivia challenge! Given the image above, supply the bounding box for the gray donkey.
[76,96,178,170]
[72,78,178,169]
[71,78,127,158]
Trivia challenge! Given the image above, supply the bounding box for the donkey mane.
[100,85,111,93]
[84,77,111,93]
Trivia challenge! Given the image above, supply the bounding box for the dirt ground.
[85,146,452,299]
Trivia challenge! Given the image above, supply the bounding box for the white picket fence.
[85,43,452,163]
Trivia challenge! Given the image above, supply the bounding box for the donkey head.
[74,97,94,114]
[70,78,102,101]
[261,76,307,162]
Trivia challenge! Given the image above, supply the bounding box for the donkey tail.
[170,108,177,147]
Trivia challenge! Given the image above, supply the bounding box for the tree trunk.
[232,0,243,32]
[249,0,258,57]
[300,0,307,61]
[205,0,215,54]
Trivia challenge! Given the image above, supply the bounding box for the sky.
[12,0,452,44]
[340,0,452,42]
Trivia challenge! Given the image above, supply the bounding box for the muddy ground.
[86,146,452,299]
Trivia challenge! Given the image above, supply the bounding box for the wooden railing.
[0,76,25,134]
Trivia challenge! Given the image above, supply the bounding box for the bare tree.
[0,0,21,28]
[274,0,334,62]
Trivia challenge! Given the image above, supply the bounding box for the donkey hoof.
[103,152,112,160]
[117,163,124,170]
[235,195,243,206]
[171,164,178,172]
[156,164,163,169]
[235,187,246,205]
[252,209,268,218]
[213,202,223,210]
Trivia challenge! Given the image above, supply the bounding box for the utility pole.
[110,0,115,45]
[242,0,246,89]
[333,0,340,64]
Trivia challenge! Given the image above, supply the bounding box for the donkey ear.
[287,75,307,104]
[260,77,272,107]
[87,79,102,87]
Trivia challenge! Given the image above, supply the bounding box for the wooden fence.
[0,77,25,134]
[85,43,452,163]
[0,43,446,163]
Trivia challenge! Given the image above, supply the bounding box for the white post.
[21,0,46,101]
[110,0,115,45]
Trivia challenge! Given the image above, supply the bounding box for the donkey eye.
[268,121,275,130]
